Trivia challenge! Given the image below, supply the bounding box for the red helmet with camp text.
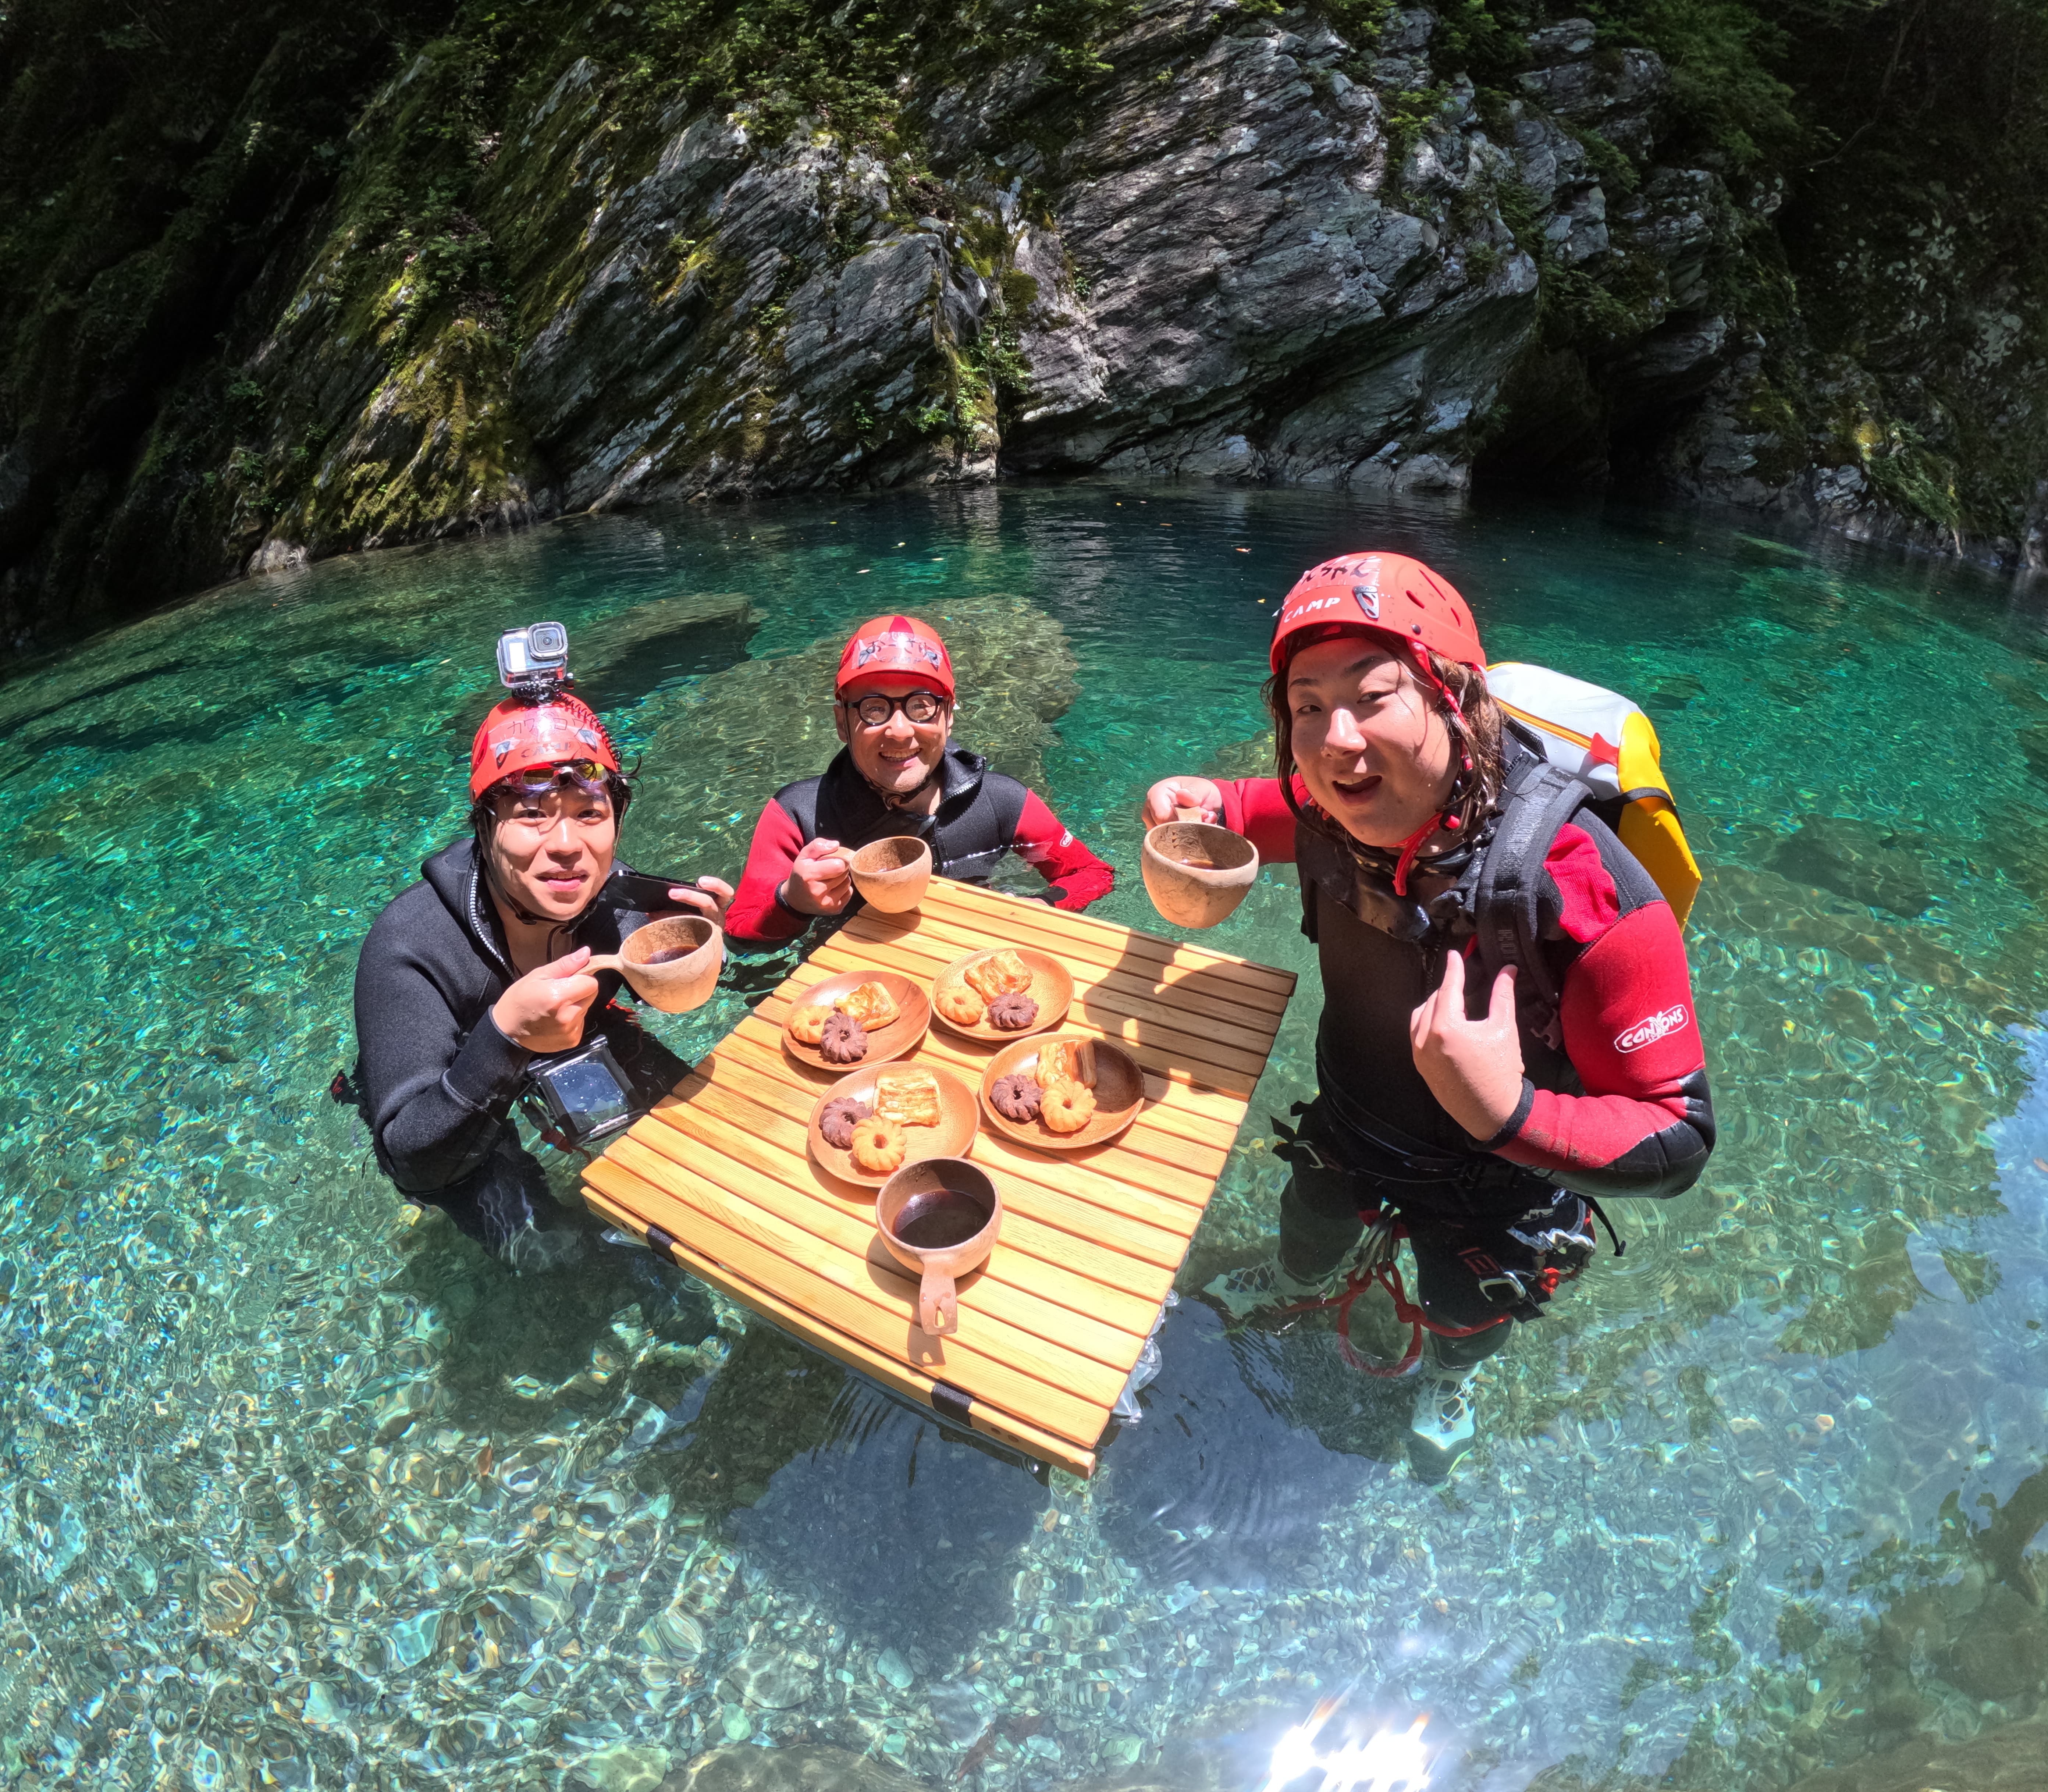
[835,614,956,700]
[467,694,620,800]
[1269,551,1485,674]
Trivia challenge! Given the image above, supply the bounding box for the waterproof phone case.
[519,1037,640,1150]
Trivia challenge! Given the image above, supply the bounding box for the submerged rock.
[1780,1709,2048,1792]
[663,1745,929,1792]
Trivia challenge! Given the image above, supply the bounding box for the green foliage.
[625,0,1142,142]
[1586,1,1796,168]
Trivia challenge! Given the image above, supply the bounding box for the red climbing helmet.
[835,614,956,700]
[1269,551,1486,675]
[467,693,620,800]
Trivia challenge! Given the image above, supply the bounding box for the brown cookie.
[988,992,1040,1031]
[818,1097,871,1151]
[820,1012,869,1063]
[989,1073,1042,1123]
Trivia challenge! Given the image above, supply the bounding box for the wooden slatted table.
[581,877,1297,1477]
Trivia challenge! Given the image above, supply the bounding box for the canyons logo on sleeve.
[1615,1004,1689,1054]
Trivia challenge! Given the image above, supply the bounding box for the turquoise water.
[3,485,2047,1791]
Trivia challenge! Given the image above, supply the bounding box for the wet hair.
[1263,632,1507,843]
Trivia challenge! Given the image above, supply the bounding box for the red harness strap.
[1268,1216,1507,1378]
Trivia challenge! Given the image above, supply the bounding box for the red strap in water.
[1269,1224,1507,1377]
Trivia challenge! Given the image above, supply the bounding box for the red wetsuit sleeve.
[1012,790,1115,912]
[723,799,810,944]
[1214,776,1305,864]
[1486,829,1715,1198]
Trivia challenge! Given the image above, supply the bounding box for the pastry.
[989,1073,1042,1123]
[820,1012,869,1063]
[835,980,900,1028]
[788,1004,832,1046]
[1040,1079,1097,1134]
[964,949,1033,1001]
[818,1096,871,1151]
[874,1068,943,1128]
[935,983,987,1027]
[987,992,1039,1031]
[849,1116,907,1174]
[1036,1038,1097,1089]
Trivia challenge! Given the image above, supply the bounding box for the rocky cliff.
[3,0,2045,647]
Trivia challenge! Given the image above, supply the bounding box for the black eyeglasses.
[842,690,947,727]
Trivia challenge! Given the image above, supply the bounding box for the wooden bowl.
[850,835,932,914]
[929,948,1073,1043]
[590,915,723,1014]
[1142,820,1259,928]
[876,1157,1002,1335]
[807,1064,979,1188]
[977,1034,1145,1152]
[782,969,930,1071]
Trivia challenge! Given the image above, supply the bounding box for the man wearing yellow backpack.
[1145,552,1714,1479]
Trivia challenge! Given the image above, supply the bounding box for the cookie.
[1037,1038,1096,1087]
[818,1096,871,1151]
[788,1005,832,1046]
[836,980,900,1028]
[874,1068,942,1128]
[1040,1079,1097,1135]
[820,1012,869,1063]
[989,1073,1043,1123]
[935,983,987,1027]
[849,1116,907,1174]
[987,992,1039,1031]
[964,949,1033,1001]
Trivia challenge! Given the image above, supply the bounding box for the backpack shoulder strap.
[1473,755,1588,1023]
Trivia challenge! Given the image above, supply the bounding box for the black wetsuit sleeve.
[352,921,531,1194]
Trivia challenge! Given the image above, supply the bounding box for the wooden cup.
[1141,820,1259,928]
[850,835,933,913]
[875,1157,1002,1336]
[587,915,723,1014]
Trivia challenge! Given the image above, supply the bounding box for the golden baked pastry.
[835,980,900,1028]
[964,949,1033,1001]
[1037,1038,1097,1089]
[935,982,987,1027]
[788,1004,832,1046]
[874,1068,943,1128]
[1040,1079,1097,1134]
[849,1116,907,1174]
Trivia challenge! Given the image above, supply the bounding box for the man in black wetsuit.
[723,613,1113,942]
[346,646,730,1260]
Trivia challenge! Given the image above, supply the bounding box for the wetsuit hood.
[814,743,989,844]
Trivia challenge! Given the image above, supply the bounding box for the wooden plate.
[929,948,1073,1043]
[806,1064,979,1187]
[782,969,931,1071]
[977,1034,1145,1152]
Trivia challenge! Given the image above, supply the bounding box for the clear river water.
[3,484,2047,1792]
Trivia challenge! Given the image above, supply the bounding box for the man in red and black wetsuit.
[726,614,1114,944]
[1145,553,1713,1477]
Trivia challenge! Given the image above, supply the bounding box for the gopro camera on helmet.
[496,622,573,700]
